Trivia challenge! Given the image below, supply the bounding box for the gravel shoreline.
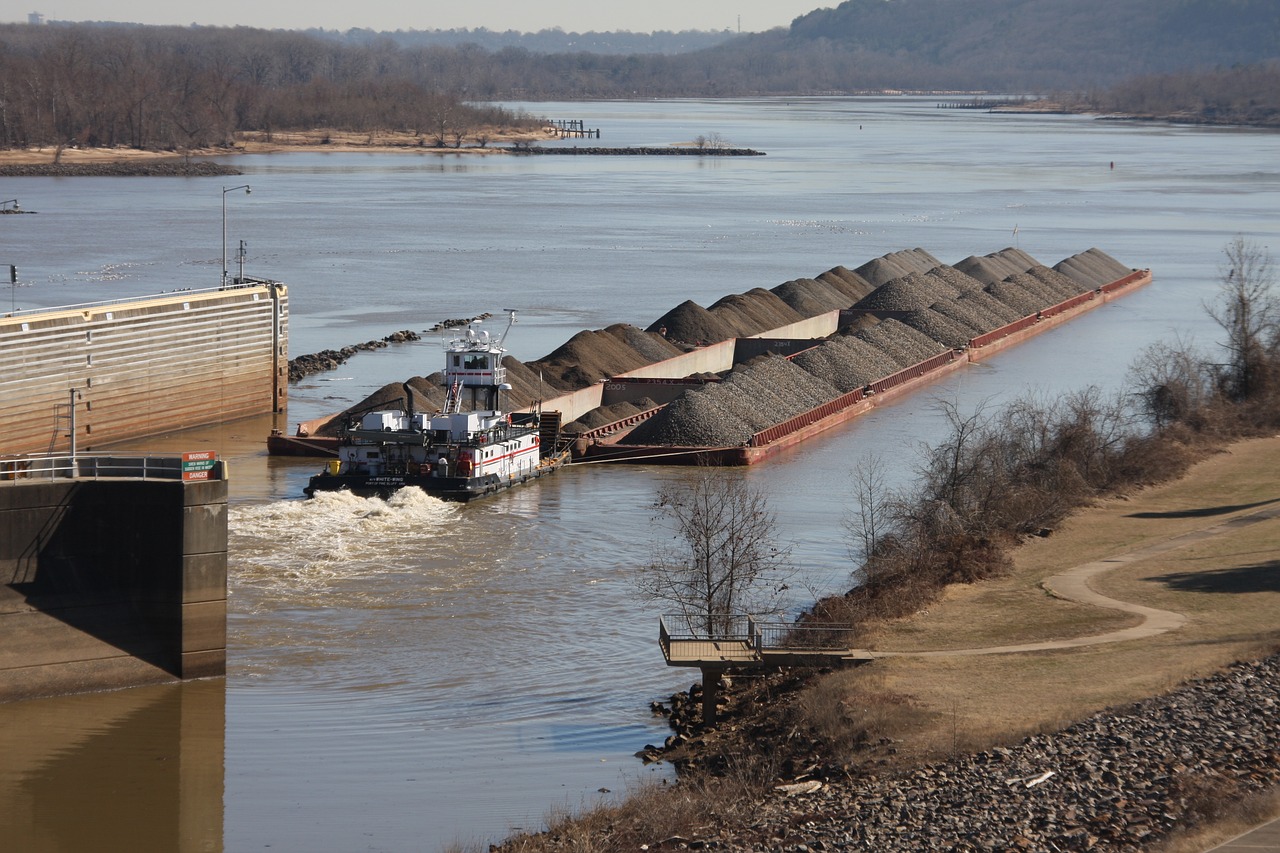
[0,160,242,177]
[676,653,1280,851]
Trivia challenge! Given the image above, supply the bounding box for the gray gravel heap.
[792,335,904,393]
[985,279,1047,316]
[1055,248,1135,289]
[954,247,1039,286]
[623,356,839,446]
[855,248,945,288]
[1028,264,1094,300]
[705,653,1280,852]
[853,318,948,367]
[900,307,981,349]
[853,271,959,312]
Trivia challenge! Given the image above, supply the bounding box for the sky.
[7,2,832,34]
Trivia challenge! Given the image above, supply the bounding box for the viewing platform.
[659,613,872,669]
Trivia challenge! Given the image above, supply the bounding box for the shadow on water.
[1126,497,1280,519]
[0,679,225,852]
[1149,559,1280,594]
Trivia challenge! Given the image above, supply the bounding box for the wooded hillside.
[1,0,1276,152]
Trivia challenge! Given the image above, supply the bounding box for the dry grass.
[843,434,1280,767]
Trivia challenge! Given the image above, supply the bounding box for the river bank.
[491,433,1280,852]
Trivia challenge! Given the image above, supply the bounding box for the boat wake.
[229,488,459,596]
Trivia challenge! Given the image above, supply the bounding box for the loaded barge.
[571,267,1153,465]
[276,248,1152,472]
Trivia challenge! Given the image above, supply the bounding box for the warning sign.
[182,450,219,481]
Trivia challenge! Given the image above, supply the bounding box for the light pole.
[222,185,250,288]
[0,199,18,212]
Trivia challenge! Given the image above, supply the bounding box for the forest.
[1,0,1276,152]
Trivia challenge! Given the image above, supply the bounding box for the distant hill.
[308,26,738,56]
[772,0,1280,89]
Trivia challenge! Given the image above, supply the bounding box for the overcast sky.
[8,2,831,33]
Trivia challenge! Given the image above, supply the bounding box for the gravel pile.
[1055,248,1134,289]
[985,279,1047,316]
[816,265,878,302]
[957,288,1024,326]
[925,265,987,294]
[771,277,854,315]
[853,318,948,367]
[531,326,676,390]
[698,654,1280,853]
[853,272,953,312]
[707,288,805,336]
[647,299,738,345]
[792,334,904,393]
[603,323,685,364]
[1028,264,1094,299]
[954,247,1038,285]
[1004,269,1068,307]
[623,356,839,446]
[930,294,1005,335]
[855,248,944,288]
[900,307,981,348]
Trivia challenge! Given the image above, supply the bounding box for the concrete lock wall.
[0,476,227,702]
[0,284,288,456]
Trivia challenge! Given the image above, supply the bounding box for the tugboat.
[304,311,568,502]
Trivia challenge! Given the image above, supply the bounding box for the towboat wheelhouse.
[305,311,565,501]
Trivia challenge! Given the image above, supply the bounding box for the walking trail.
[864,501,1280,659]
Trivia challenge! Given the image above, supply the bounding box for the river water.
[1,98,1277,852]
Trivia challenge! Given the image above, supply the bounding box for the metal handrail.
[0,453,217,483]
[660,613,850,652]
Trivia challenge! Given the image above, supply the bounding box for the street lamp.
[222,185,250,288]
[1,199,18,212]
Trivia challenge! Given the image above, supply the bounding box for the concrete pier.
[0,456,227,702]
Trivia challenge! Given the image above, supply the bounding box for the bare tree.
[636,472,793,636]
[1127,332,1212,431]
[844,452,892,577]
[1206,237,1278,402]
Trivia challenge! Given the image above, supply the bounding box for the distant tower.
[28,12,45,25]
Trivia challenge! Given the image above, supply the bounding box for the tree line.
[1061,63,1280,127]
[1,14,1275,154]
[0,23,539,151]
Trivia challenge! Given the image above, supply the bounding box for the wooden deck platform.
[659,615,872,669]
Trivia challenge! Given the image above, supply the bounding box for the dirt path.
[866,498,1280,659]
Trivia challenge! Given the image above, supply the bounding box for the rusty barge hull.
[579,269,1152,466]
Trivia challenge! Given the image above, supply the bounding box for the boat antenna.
[496,309,518,348]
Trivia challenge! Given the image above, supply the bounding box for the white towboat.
[304,311,567,502]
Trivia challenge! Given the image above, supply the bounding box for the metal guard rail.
[661,613,851,655]
[0,454,218,483]
[578,404,667,442]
